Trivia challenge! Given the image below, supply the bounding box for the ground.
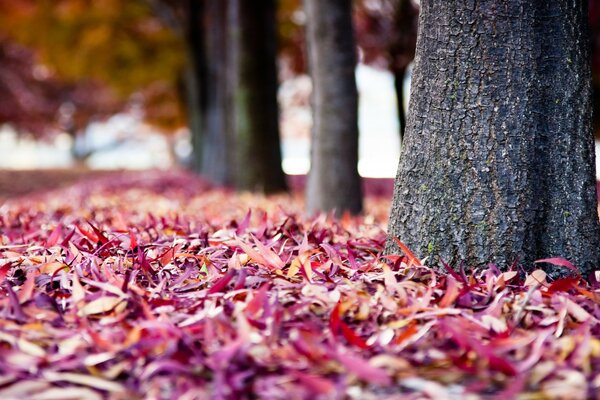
[0,170,599,399]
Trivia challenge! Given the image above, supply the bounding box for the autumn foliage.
[0,171,598,398]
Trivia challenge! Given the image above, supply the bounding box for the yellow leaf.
[42,371,125,393]
[71,273,85,303]
[499,271,518,282]
[78,296,123,317]
[524,269,547,287]
[39,261,67,275]
[17,337,46,357]
[565,298,592,322]
[287,257,300,278]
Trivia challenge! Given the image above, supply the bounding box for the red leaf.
[443,321,517,376]
[340,323,370,350]
[136,247,154,273]
[76,223,98,243]
[128,230,137,250]
[441,259,465,283]
[392,238,421,267]
[329,301,370,349]
[45,224,62,247]
[547,276,579,294]
[208,269,236,294]
[245,283,270,316]
[394,321,418,346]
[159,244,182,266]
[60,227,76,247]
[87,221,110,245]
[534,257,579,275]
[486,353,517,376]
[0,263,11,282]
[329,301,342,335]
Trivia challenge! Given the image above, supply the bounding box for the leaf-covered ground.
[0,170,599,399]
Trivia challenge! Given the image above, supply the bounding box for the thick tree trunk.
[304,0,363,216]
[386,1,600,277]
[228,0,287,193]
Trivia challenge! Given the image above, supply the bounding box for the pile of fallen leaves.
[0,171,599,399]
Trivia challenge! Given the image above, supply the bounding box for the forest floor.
[0,169,123,201]
[0,169,396,202]
[0,170,599,399]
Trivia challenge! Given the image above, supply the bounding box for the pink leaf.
[45,224,62,247]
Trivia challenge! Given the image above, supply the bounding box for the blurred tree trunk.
[388,0,418,143]
[304,0,362,215]
[392,67,407,143]
[154,0,231,184]
[200,1,232,185]
[385,0,600,278]
[153,0,286,193]
[227,0,287,193]
[182,0,206,174]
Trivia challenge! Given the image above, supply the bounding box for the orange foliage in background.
[0,0,186,134]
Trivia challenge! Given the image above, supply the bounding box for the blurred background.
[2,0,600,198]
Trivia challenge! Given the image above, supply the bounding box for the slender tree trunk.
[386,0,600,278]
[388,0,418,144]
[304,0,363,215]
[201,0,231,185]
[183,0,206,174]
[228,0,287,193]
[392,66,407,142]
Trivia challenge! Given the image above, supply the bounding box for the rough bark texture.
[228,0,287,193]
[386,0,600,277]
[304,0,363,216]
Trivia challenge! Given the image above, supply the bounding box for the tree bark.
[228,0,287,193]
[304,0,363,216]
[386,0,600,278]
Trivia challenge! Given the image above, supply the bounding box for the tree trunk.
[386,1,600,278]
[392,66,407,143]
[200,0,232,185]
[304,0,363,216]
[388,0,419,144]
[228,0,287,193]
[183,0,206,174]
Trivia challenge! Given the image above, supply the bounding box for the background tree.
[386,1,600,277]
[152,0,287,192]
[150,0,232,183]
[0,38,67,135]
[0,36,123,164]
[277,0,307,77]
[354,0,419,140]
[199,0,231,185]
[1,0,287,193]
[0,0,185,156]
[228,0,287,193]
[304,0,362,215]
